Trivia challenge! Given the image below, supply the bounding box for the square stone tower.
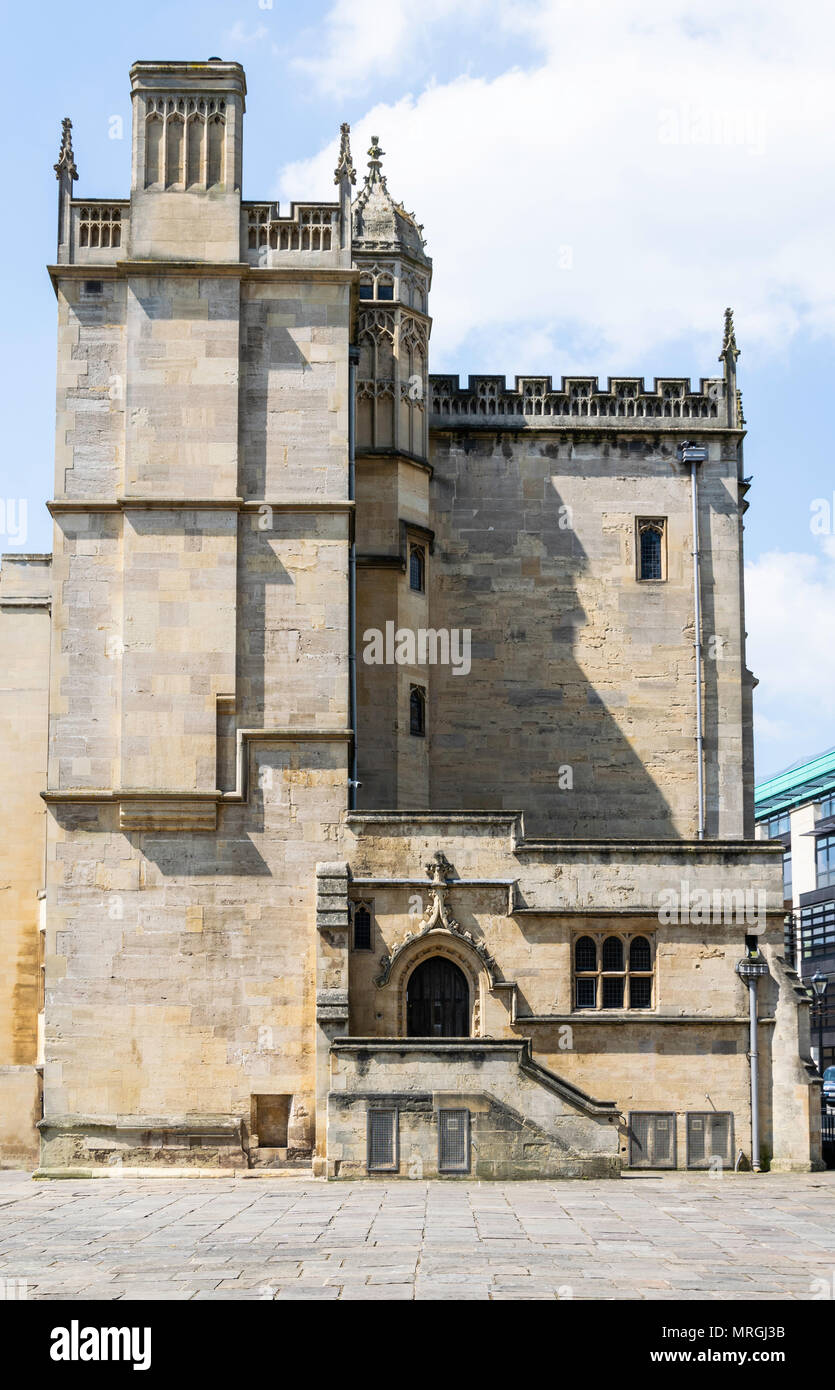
[41,60,356,1165]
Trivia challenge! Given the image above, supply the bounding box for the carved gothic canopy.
[375,851,499,987]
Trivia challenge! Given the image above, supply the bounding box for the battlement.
[429,373,738,429]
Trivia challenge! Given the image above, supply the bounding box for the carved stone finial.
[54,117,78,182]
[333,122,356,186]
[373,853,498,988]
[720,306,739,362]
[365,135,386,187]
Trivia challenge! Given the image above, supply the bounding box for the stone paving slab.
[0,1169,833,1300]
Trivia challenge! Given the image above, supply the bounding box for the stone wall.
[0,556,50,1164]
[427,430,748,839]
[43,742,349,1163]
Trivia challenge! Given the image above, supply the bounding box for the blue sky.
[2,0,833,781]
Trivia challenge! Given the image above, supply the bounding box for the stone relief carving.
[374,851,499,987]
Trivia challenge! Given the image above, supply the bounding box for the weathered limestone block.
[38,1113,247,1171]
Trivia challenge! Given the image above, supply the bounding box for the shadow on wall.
[426,433,681,838]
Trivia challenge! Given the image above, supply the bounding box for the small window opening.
[409,544,425,592]
[353,902,373,951]
[638,519,665,580]
[409,684,426,737]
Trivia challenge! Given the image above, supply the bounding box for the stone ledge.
[33,1167,326,1180]
[119,798,218,832]
[38,1113,242,1134]
[38,1114,248,1172]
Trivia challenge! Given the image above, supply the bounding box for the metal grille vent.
[438,1109,470,1173]
[628,1111,677,1169]
[367,1109,398,1171]
[686,1112,734,1169]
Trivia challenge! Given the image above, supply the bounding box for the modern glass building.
[755,747,835,1070]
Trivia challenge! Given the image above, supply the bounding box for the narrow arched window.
[638,519,665,580]
[409,685,426,737]
[165,115,185,187]
[601,935,625,1008]
[207,114,224,186]
[352,902,373,951]
[575,936,596,972]
[409,544,425,593]
[630,936,651,971]
[575,936,597,1009]
[629,934,653,1008]
[602,936,623,971]
[145,115,163,187]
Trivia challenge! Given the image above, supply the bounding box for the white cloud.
[276,0,835,377]
[746,548,835,777]
[223,21,270,48]
[291,0,498,100]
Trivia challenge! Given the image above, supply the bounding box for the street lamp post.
[811,971,827,1074]
[736,951,770,1172]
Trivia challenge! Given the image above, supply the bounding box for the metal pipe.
[348,345,359,810]
[690,458,705,839]
[748,974,761,1171]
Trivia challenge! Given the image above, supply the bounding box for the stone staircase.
[326,1038,622,1179]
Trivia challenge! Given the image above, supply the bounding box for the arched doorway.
[406,957,469,1037]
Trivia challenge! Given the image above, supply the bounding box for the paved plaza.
[0,1170,833,1301]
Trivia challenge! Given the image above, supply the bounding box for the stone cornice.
[517,1014,776,1026]
[429,419,745,437]
[0,596,51,610]
[42,727,353,827]
[48,497,355,515]
[346,810,523,825]
[47,262,359,294]
[345,812,780,859]
[517,837,784,856]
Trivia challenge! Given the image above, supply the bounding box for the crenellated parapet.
[429,373,736,429]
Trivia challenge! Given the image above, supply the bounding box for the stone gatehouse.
[0,58,820,1177]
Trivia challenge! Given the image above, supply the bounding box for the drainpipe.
[679,442,709,839]
[736,951,769,1172]
[348,344,360,810]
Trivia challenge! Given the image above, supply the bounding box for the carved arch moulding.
[372,851,517,1038]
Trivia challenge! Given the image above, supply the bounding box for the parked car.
[822,1066,835,1109]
